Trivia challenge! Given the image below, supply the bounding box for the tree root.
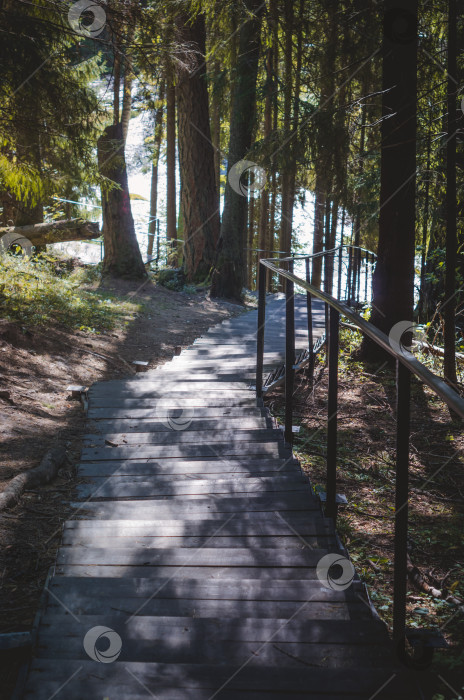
[0,447,67,511]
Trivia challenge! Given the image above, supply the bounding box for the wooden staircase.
[19,296,419,699]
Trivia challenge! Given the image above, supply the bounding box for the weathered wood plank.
[23,660,416,699]
[47,576,360,602]
[77,458,299,477]
[88,406,266,419]
[63,516,333,536]
[81,442,291,461]
[89,397,258,408]
[56,546,337,567]
[46,597,369,620]
[70,493,319,517]
[37,614,391,645]
[62,533,334,549]
[75,476,310,500]
[54,564,335,579]
[89,417,271,433]
[83,429,281,446]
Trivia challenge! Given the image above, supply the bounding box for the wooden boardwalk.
[20,295,414,699]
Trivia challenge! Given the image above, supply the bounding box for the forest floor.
[266,327,464,699]
[0,272,242,697]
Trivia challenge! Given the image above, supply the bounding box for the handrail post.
[347,247,353,304]
[285,260,295,445]
[337,245,343,299]
[356,248,361,304]
[326,306,339,520]
[256,262,267,400]
[364,251,368,303]
[305,258,314,380]
[393,359,411,653]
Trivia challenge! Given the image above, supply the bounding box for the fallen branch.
[0,219,99,248]
[0,447,66,511]
[407,554,464,614]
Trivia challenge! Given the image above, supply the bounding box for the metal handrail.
[260,256,464,418]
[256,247,461,667]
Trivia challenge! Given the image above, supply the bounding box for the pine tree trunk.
[366,0,417,353]
[97,123,146,279]
[444,0,458,387]
[121,70,133,143]
[257,49,273,267]
[166,77,177,264]
[279,0,294,265]
[176,10,219,282]
[211,0,263,299]
[311,175,326,289]
[147,82,165,258]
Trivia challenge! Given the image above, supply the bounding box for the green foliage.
[0,254,140,330]
[156,268,187,291]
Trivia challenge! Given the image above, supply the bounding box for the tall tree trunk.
[147,81,165,258]
[121,71,133,143]
[98,123,146,279]
[311,175,326,289]
[418,106,432,322]
[211,60,222,208]
[366,1,418,351]
[176,10,219,281]
[113,50,121,125]
[279,0,294,264]
[211,0,263,299]
[166,77,177,265]
[258,48,273,267]
[444,0,458,387]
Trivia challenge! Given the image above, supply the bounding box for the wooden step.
[70,492,319,518]
[22,660,418,700]
[77,458,299,477]
[76,475,310,500]
[88,406,266,419]
[89,397,258,408]
[55,546,340,569]
[83,429,282,446]
[63,516,334,537]
[81,442,292,462]
[88,417,271,433]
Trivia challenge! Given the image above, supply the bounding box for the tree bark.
[147,81,165,258]
[97,123,146,279]
[279,0,294,263]
[443,0,458,388]
[366,1,418,353]
[258,48,273,267]
[166,77,177,264]
[211,0,263,299]
[311,174,326,289]
[176,10,219,282]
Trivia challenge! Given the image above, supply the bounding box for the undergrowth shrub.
[0,254,140,330]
